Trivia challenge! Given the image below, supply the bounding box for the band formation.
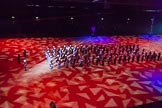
[45,44,161,69]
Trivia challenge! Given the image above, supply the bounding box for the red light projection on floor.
[0,35,162,108]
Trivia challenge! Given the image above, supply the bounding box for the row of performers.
[45,44,161,69]
[46,44,141,57]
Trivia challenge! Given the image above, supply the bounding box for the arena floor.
[0,35,162,108]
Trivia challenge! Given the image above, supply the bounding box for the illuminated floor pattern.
[0,35,162,108]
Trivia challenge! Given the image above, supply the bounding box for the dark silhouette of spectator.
[114,56,117,64]
[150,54,154,61]
[23,49,27,58]
[123,55,127,63]
[146,55,149,61]
[17,54,21,64]
[101,58,105,66]
[157,52,161,61]
[141,55,145,62]
[132,55,135,63]
[128,55,131,63]
[96,55,100,65]
[50,101,56,108]
[107,56,112,65]
[136,54,140,63]
[145,52,148,58]
[153,52,157,61]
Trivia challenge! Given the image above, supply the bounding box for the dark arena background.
[0,0,162,108]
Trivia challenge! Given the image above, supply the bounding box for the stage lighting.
[26,4,34,7]
[70,6,75,9]
[127,18,130,21]
[101,17,104,21]
[11,16,15,19]
[35,17,39,21]
[70,17,74,20]
[35,5,40,7]
[35,17,39,19]
[127,18,130,24]
[92,0,99,3]
[48,5,54,8]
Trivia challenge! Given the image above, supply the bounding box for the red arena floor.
[0,35,162,108]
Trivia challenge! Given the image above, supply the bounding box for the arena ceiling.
[0,0,162,19]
